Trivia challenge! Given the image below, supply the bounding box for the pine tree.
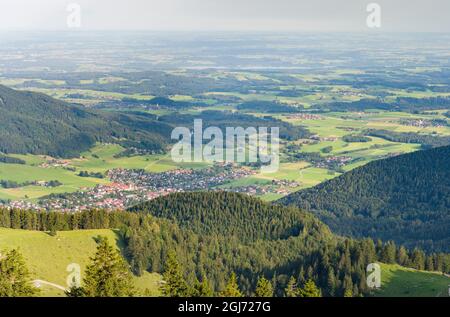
[160,250,189,297]
[425,256,435,271]
[65,286,85,297]
[326,268,336,297]
[284,276,298,297]
[298,279,321,297]
[411,248,426,270]
[254,276,273,297]
[220,272,243,297]
[396,246,409,266]
[342,275,353,297]
[344,288,353,297]
[81,237,135,297]
[192,275,213,297]
[380,241,396,264]
[0,249,37,297]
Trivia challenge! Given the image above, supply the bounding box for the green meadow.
[0,143,210,201]
[375,263,450,297]
[0,227,161,297]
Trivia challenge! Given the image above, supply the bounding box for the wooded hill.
[0,85,308,158]
[2,192,450,297]
[0,84,171,157]
[279,146,450,253]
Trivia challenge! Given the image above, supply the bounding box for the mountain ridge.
[0,84,171,157]
[279,146,450,252]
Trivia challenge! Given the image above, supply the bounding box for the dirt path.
[33,279,67,291]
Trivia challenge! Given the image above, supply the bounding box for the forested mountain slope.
[0,84,171,157]
[127,192,450,296]
[2,192,450,296]
[279,146,450,252]
[128,191,319,243]
[0,85,308,158]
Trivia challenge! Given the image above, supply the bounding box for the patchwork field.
[1,68,449,204]
[0,144,210,201]
[0,107,442,202]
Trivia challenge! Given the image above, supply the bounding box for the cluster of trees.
[342,135,371,143]
[236,101,301,113]
[121,97,206,110]
[0,249,37,297]
[66,237,135,297]
[0,180,62,189]
[78,171,104,179]
[321,96,450,113]
[0,155,25,165]
[0,180,33,189]
[160,251,320,297]
[280,145,450,253]
[321,146,333,154]
[0,208,146,232]
[365,129,450,149]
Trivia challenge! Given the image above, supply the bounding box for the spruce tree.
[344,288,353,297]
[326,268,336,296]
[0,249,37,297]
[81,237,135,297]
[298,279,321,297]
[160,251,189,297]
[285,276,298,297]
[397,246,409,266]
[254,276,273,297]
[220,272,243,297]
[192,275,213,297]
[380,241,396,264]
[411,248,426,270]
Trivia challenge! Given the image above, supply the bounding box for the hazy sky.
[0,0,449,32]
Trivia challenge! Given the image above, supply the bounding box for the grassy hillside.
[279,145,450,252]
[0,227,161,297]
[375,263,450,297]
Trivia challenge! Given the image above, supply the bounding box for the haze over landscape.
[1,0,450,32]
[0,0,449,302]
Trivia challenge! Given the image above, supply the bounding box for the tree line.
[280,145,450,253]
[1,191,449,297]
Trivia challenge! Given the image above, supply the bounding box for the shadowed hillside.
[0,84,171,157]
[279,146,450,252]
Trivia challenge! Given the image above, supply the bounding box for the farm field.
[0,144,210,201]
[1,62,449,204]
[0,227,161,297]
[1,107,445,202]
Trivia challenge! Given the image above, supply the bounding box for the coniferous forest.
[1,192,449,297]
[280,145,450,253]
